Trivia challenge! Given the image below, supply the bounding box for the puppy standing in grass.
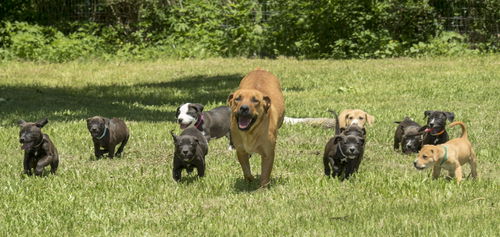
[227,68,285,188]
[87,116,129,159]
[171,127,208,181]
[18,118,59,176]
[414,121,477,183]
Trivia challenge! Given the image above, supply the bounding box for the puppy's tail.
[449,121,468,139]
[283,116,336,129]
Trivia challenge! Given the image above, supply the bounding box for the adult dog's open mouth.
[237,114,256,131]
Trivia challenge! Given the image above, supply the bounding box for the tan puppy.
[413,121,477,183]
[338,109,375,129]
[227,68,285,188]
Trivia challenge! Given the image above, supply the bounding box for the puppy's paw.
[244,175,255,182]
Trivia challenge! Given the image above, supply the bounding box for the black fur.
[394,117,423,153]
[171,127,208,182]
[420,110,454,145]
[323,111,366,180]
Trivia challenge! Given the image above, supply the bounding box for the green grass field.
[0,56,499,236]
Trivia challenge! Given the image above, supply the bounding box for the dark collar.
[425,128,445,136]
[97,126,108,140]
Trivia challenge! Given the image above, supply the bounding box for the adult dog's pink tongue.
[238,117,252,129]
[21,142,31,150]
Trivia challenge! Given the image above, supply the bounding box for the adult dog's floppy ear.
[424,110,433,118]
[18,120,26,127]
[190,103,204,113]
[263,96,271,112]
[35,118,48,128]
[444,112,455,122]
[227,93,234,107]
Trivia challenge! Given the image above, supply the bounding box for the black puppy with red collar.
[419,110,455,145]
[175,103,232,147]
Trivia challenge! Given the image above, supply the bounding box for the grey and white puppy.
[394,117,423,154]
[87,116,129,159]
[171,126,208,182]
[176,103,232,147]
[18,118,59,176]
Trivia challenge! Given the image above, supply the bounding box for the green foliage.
[408,31,478,56]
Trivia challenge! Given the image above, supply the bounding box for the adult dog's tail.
[449,121,468,139]
[283,117,336,129]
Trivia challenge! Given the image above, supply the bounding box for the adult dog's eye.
[251,97,259,103]
[235,97,242,102]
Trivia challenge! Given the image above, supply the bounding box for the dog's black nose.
[182,150,189,155]
[429,122,434,127]
[349,148,355,153]
[239,105,249,113]
[19,138,24,143]
[178,118,183,123]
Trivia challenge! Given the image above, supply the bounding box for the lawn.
[0,56,499,236]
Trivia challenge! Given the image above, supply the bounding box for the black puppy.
[18,118,59,176]
[87,116,129,159]
[323,111,365,180]
[419,110,454,145]
[171,126,208,182]
[394,117,423,153]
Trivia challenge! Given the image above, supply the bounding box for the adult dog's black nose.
[239,105,249,113]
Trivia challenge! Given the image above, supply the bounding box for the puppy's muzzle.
[413,160,425,170]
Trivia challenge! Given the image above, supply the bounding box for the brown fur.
[414,121,478,183]
[338,109,374,129]
[227,68,285,188]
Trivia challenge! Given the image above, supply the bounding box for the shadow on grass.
[233,175,289,192]
[0,74,242,124]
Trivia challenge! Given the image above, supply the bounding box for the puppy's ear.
[18,120,26,127]
[366,113,375,125]
[191,103,204,113]
[263,96,271,112]
[333,135,344,144]
[394,121,401,124]
[361,128,367,136]
[444,112,455,122]
[170,130,177,142]
[424,110,433,118]
[175,106,180,118]
[358,138,365,146]
[227,93,234,107]
[35,118,48,128]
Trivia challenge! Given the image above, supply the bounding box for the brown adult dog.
[338,109,375,129]
[413,121,477,183]
[227,68,285,188]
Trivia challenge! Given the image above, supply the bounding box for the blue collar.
[97,126,108,140]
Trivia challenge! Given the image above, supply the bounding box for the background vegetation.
[0,56,499,235]
[0,0,498,62]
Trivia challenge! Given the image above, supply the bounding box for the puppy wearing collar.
[18,118,59,176]
[87,116,129,159]
[419,110,454,145]
[176,103,232,147]
[323,111,366,180]
[414,121,477,183]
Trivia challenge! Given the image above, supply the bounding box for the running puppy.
[171,127,208,182]
[87,116,129,159]
[414,121,477,183]
[18,118,59,176]
[323,111,365,180]
[228,68,285,188]
[175,103,232,147]
[394,117,423,154]
[419,110,454,145]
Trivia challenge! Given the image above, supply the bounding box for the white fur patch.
[430,118,435,125]
[283,117,306,124]
[177,103,197,126]
[351,119,359,125]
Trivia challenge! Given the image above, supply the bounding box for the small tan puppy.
[413,121,477,183]
[338,109,375,129]
[227,68,285,188]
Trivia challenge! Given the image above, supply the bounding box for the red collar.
[425,128,445,136]
[194,114,204,130]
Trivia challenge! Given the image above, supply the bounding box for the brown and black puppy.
[414,121,477,183]
[18,118,59,176]
[419,110,454,146]
[171,127,208,182]
[87,116,129,159]
[323,111,365,180]
[394,117,423,154]
[227,68,285,188]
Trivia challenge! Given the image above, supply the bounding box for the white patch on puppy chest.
[177,103,197,125]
